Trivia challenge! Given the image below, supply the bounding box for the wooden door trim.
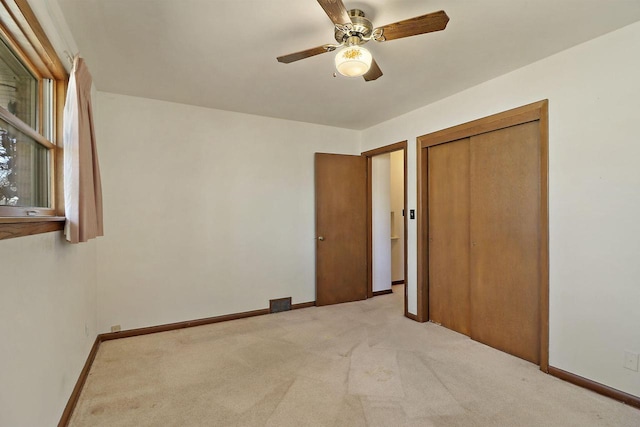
[416,144,429,322]
[416,100,549,371]
[365,155,373,298]
[362,141,407,158]
[362,141,408,318]
[419,101,546,149]
[538,101,550,371]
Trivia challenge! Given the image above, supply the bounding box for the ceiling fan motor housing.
[334,9,373,44]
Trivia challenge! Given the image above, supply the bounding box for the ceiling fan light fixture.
[334,45,372,77]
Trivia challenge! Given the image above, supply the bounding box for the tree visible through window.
[0,120,48,207]
[0,35,50,210]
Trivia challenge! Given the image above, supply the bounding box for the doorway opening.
[362,142,408,316]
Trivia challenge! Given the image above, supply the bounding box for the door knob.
[318,236,325,241]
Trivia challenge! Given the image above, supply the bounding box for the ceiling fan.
[277,0,449,81]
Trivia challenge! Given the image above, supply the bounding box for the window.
[0,0,67,238]
[0,37,38,128]
[0,115,50,208]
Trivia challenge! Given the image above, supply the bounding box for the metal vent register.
[269,297,292,313]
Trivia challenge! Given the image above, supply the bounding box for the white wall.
[0,233,97,427]
[0,4,98,426]
[361,21,640,397]
[372,154,391,293]
[16,6,639,423]
[95,92,360,332]
[390,150,404,282]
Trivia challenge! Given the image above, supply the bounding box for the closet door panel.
[469,121,541,363]
[428,138,470,336]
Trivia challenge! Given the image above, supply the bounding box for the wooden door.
[428,139,471,336]
[469,121,541,364]
[315,153,367,306]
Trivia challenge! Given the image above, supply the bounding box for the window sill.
[0,216,65,224]
[0,216,65,240]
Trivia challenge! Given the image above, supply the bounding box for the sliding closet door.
[469,121,541,364]
[428,139,471,336]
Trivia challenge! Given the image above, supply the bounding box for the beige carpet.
[69,286,640,426]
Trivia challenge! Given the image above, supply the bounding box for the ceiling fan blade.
[317,0,352,26]
[277,45,336,64]
[374,10,449,42]
[363,58,383,82]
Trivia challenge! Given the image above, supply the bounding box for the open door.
[315,153,367,306]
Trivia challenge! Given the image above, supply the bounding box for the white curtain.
[64,56,103,243]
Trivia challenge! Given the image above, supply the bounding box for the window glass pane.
[0,117,49,207]
[0,38,37,129]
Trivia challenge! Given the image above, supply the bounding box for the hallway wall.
[390,150,404,282]
[372,153,391,293]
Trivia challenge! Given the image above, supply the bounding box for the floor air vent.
[269,297,292,313]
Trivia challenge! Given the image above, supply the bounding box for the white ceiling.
[56,0,640,130]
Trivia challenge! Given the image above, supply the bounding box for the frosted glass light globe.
[334,46,372,77]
